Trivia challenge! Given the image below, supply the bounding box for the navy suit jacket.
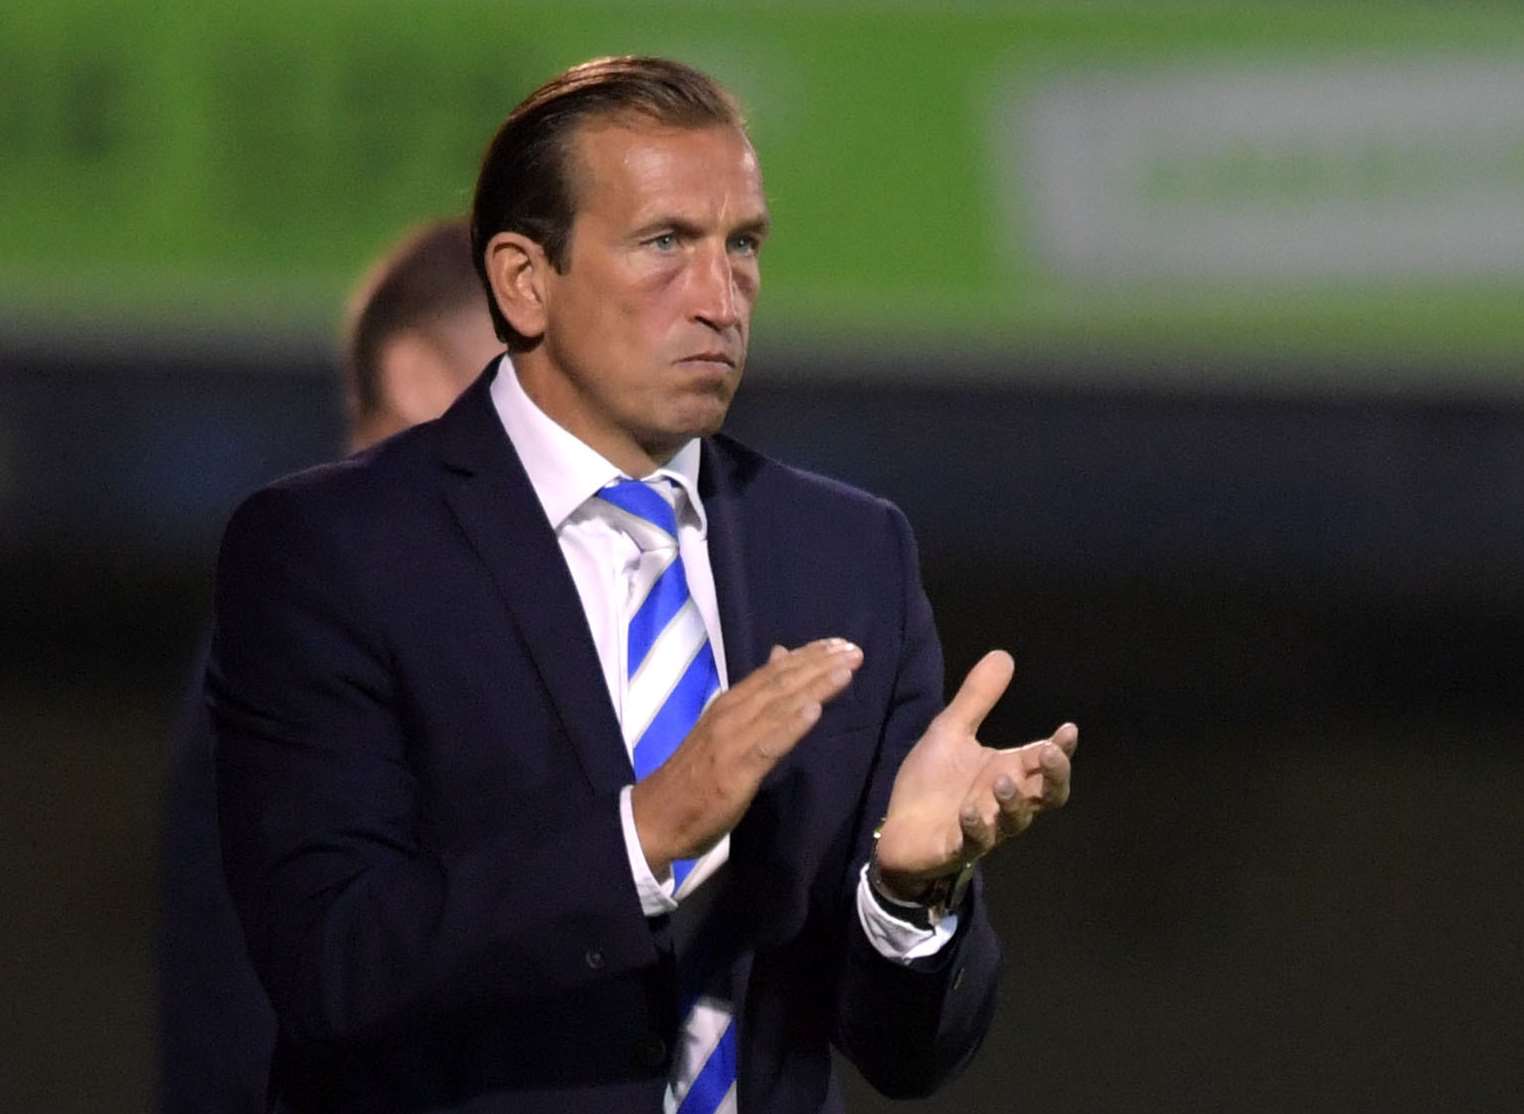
[160,639,275,1114]
[209,369,1001,1112]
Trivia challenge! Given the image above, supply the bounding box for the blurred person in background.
[157,216,502,1114]
[341,220,506,451]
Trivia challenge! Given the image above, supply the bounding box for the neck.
[511,352,672,477]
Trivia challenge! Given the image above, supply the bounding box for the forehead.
[566,118,767,224]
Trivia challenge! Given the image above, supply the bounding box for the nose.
[690,242,741,332]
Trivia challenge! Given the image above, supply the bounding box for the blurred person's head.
[472,56,766,477]
[344,218,503,451]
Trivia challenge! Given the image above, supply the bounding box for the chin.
[681,388,736,431]
[694,398,735,437]
[643,406,730,457]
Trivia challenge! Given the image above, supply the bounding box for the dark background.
[3,340,1520,1112]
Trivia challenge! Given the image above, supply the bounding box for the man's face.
[528,119,769,472]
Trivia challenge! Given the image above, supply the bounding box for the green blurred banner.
[8,2,1524,384]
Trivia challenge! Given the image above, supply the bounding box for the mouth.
[677,351,738,370]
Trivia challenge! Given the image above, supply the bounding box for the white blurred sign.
[1010,60,1524,281]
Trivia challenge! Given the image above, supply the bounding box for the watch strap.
[869,818,975,929]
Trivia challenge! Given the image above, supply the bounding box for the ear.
[375,331,455,428]
[484,231,550,343]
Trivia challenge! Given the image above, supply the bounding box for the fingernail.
[961,805,980,826]
[994,776,1016,800]
[800,701,822,723]
[831,639,860,655]
[830,667,852,685]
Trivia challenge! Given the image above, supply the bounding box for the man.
[160,217,501,1113]
[209,57,1076,1113]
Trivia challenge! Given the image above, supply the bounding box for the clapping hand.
[873,650,1077,901]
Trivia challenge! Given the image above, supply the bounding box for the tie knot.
[598,478,679,549]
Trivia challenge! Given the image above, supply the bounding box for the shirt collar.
[488,353,708,537]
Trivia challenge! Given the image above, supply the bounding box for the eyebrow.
[732,213,773,240]
[632,213,773,241]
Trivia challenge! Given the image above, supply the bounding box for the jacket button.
[633,1033,668,1068]
[584,948,605,970]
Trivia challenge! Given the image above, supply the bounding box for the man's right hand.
[630,637,863,876]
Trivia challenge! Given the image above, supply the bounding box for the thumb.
[938,650,1015,735]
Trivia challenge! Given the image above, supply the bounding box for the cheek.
[626,274,689,336]
[565,291,643,365]
[734,260,761,302]
[640,262,687,304]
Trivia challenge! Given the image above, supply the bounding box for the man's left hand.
[872,650,1077,902]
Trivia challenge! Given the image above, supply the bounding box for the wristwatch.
[868,818,975,930]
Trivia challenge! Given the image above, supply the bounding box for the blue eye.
[650,233,677,251]
[729,235,758,255]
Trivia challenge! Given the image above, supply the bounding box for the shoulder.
[703,432,910,533]
[219,419,444,567]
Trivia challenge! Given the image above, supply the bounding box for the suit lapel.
[701,438,779,946]
[434,370,632,795]
[706,440,813,1088]
[699,437,765,689]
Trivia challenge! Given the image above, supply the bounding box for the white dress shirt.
[489,355,952,960]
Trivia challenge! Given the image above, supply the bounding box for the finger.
[762,650,861,727]
[728,638,861,712]
[1022,725,1075,808]
[763,639,862,705]
[957,752,1016,854]
[703,641,848,739]
[1036,744,1071,809]
[1013,724,1077,772]
[996,791,1035,839]
[1004,741,1071,811]
[983,755,1040,836]
[749,638,860,689]
[1051,722,1079,757]
[936,650,1014,736]
[958,793,1000,856]
[735,642,863,762]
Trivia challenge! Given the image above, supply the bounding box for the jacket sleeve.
[828,501,1003,1098]
[207,484,660,1050]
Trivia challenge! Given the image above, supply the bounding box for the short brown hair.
[470,56,746,349]
[342,217,482,424]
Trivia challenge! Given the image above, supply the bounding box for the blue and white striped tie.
[596,478,737,1114]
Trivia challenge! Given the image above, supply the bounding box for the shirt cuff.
[854,862,958,963]
[620,785,678,916]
